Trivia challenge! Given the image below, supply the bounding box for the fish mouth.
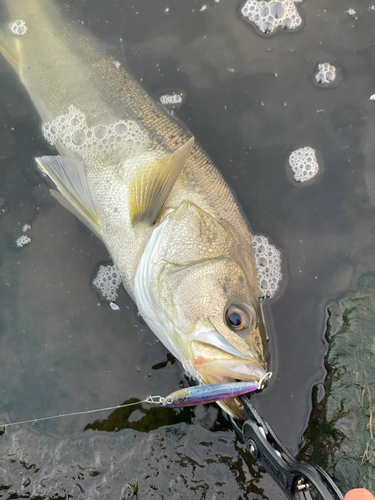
[189,329,267,385]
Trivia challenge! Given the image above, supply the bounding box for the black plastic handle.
[243,419,337,500]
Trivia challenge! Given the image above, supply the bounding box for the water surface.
[1,0,375,497]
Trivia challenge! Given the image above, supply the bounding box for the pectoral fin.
[129,136,194,226]
[36,156,102,239]
[0,30,20,72]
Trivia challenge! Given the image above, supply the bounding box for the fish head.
[160,257,268,381]
[158,256,268,417]
[136,202,269,418]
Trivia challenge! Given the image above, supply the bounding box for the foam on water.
[252,235,282,299]
[160,93,183,106]
[346,8,357,16]
[288,146,319,183]
[314,62,337,86]
[159,91,185,110]
[16,235,31,248]
[241,0,302,35]
[92,264,122,302]
[8,20,27,36]
[42,105,149,162]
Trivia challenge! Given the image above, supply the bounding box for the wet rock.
[0,422,275,499]
[299,273,375,492]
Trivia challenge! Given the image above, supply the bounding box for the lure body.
[162,382,258,408]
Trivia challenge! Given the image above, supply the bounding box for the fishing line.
[0,395,164,429]
[0,374,272,429]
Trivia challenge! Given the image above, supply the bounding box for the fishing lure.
[162,381,259,408]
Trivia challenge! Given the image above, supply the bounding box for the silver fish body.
[1,0,269,418]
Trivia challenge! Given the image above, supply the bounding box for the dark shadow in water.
[84,398,195,433]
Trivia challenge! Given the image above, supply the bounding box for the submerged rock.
[299,273,375,492]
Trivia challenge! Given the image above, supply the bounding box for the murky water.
[1,0,375,497]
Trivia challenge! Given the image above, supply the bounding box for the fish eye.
[166,397,173,405]
[225,304,252,331]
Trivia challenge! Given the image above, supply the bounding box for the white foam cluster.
[42,105,149,161]
[16,235,31,248]
[241,0,302,34]
[314,63,337,86]
[22,224,31,232]
[252,235,282,299]
[9,20,27,36]
[160,94,183,106]
[288,146,319,183]
[92,264,122,302]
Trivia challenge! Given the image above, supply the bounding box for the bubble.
[9,19,28,36]
[115,123,128,135]
[288,146,320,183]
[72,129,86,146]
[159,91,185,110]
[313,62,338,87]
[262,21,274,33]
[258,257,268,267]
[92,263,122,302]
[241,0,302,35]
[270,2,285,18]
[22,224,31,232]
[42,105,149,163]
[94,125,107,139]
[16,235,31,248]
[252,235,282,299]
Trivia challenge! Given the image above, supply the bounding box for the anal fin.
[36,156,103,239]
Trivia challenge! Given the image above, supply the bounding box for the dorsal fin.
[128,136,194,226]
[36,155,102,238]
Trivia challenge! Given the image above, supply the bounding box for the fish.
[162,382,259,408]
[0,0,269,418]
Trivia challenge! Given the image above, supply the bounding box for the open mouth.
[190,330,267,385]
